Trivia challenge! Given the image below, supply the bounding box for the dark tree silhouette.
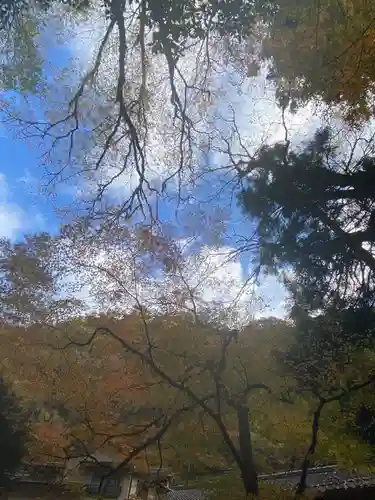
[0,377,27,487]
[239,127,375,315]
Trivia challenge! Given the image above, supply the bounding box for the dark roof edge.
[259,465,337,481]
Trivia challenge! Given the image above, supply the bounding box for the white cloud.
[55,229,287,326]
[0,174,23,239]
[180,245,288,322]
[62,6,327,205]
[0,209,23,239]
[0,173,48,240]
[256,274,287,319]
[57,9,323,320]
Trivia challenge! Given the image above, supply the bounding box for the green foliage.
[0,0,264,95]
[0,234,53,323]
[239,127,375,314]
[0,377,27,487]
[0,233,82,324]
[238,126,375,468]
[0,0,89,93]
[0,13,44,94]
[286,310,375,394]
[142,0,258,57]
[0,0,89,30]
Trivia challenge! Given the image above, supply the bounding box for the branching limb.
[296,375,375,495]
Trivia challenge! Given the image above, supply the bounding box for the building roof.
[260,465,375,492]
[12,462,122,498]
[134,467,174,478]
[165,489,206,500]
[87,452,115,464]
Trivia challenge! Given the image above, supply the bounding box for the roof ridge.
[259,464,337,480]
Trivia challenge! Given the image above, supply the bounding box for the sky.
[0,5,326,321]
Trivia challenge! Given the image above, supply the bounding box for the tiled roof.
[314,474,375,492]
[136,467,173,477]
[165,489,205,500]
[261,465,375,492]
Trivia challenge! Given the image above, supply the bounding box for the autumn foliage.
[262,0,375,123]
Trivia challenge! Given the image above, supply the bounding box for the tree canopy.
[239,127,375,314]
[3,0,375,498]
[0,227,375,497]
[0,377,27,487]
[262,0,375,124]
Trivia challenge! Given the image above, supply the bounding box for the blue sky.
[0,116,55,238]
[0,118,287,317]
[0,10,325,318]
[0,24,78,239]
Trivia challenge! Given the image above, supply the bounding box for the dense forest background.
[1,0,375,498]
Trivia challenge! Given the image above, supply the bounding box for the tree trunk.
[296,400,324,496]
[237,404,258,496]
